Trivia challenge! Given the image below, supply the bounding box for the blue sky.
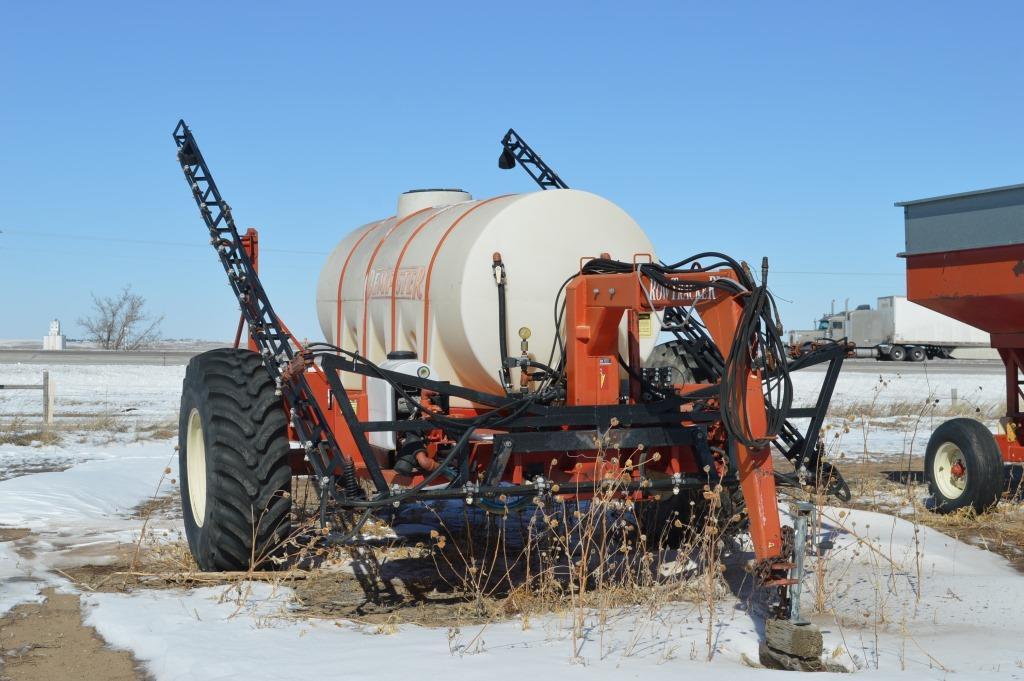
[2,2,1021,340]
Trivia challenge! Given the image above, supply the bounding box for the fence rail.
[0,370,54,424]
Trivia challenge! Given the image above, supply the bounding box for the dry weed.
[0,414,178,448]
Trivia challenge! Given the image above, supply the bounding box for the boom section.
[171,119,356,501]
[499,128,569,190]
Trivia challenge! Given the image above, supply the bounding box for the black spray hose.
[493,253,513,392]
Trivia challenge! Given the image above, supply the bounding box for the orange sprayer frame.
[563,263,783,561]
[262,237,785,563]
[235,228,260,353]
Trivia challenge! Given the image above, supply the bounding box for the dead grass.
[920,502,1024,562]
[824,372,1000,421]
[829,398,1001,420]
[0,421,62,447]
[323,445,752,662]
[134,421,177,440]
[0,415,176,448]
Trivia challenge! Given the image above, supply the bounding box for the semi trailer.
[789,295,988,361]
[171,121,849,669]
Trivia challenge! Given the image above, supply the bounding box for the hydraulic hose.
[493,253,513,392]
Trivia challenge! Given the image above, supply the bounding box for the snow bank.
[0,441,100,482]
[0,442,176,534]
[806,417,939,461]
[0,441,177,614]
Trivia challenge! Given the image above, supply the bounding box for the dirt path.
[0,524,154,681]
[0,589,147,681]
[0,489,187,680]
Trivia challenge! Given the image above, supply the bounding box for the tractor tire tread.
[179,348,292,571]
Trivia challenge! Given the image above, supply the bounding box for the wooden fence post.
[42,370,53,426]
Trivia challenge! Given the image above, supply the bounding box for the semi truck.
[788,295,989,361]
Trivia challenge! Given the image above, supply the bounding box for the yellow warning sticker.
[638,313,653,338]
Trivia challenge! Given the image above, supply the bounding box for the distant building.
[43,319,66,351]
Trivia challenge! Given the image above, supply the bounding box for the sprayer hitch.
[757,502,846,672]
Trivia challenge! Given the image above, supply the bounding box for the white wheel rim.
[933,442,968,499]
[186,408,207,527]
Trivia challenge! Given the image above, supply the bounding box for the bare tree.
[78,286,164,351]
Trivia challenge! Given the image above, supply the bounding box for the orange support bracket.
[234,228,259,353]
[696,286,782,562]
[563,265,783,561]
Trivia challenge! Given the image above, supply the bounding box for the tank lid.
[397,188,472,218]
[386,350,417,360]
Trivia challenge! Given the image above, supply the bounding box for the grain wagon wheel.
[925,418,1003,514]
[179,348,293,571]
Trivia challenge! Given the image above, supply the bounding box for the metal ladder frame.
[499,128,569,190]
[172,119,353,507]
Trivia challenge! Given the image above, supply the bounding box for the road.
[0,349,209,366]
[801,357,1004,376]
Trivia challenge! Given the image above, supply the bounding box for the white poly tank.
[316,188,658,394]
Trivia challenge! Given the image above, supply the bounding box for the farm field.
[1,358,1022,680]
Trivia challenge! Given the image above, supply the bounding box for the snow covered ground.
[74,506,1024,680]
[3,442,1021,679]
[2,360,1023,679]
[791,361,1004,461]
[0,339,228,351]
[0,442,178,615]
[0,363,184,422]
[791,363,1004,411]
[0,362,183,481]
